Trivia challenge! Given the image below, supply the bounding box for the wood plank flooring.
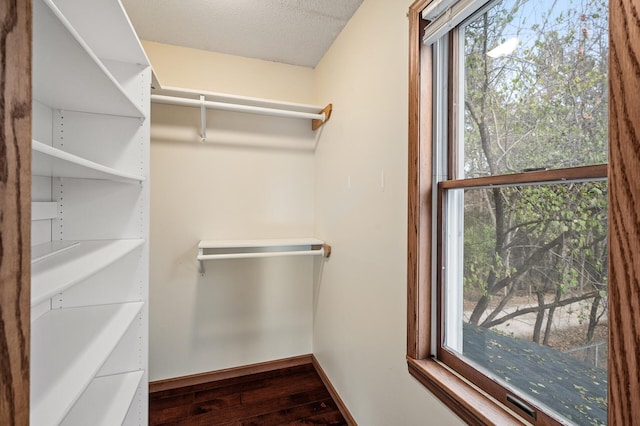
[149,363,348,425]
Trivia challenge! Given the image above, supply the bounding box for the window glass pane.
[443,181,608,425]
[461,0,608,178]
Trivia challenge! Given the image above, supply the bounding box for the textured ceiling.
[121,0,364,68]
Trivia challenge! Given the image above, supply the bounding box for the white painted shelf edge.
[33,0,145,118]
[31,302,144,426]
[197,238,329,274]
[61,370,144,426]
[198,238,325,249]
[32,241,79,263]
[31,239,145,307]
[32,140,146,182]
[154,86,325,114]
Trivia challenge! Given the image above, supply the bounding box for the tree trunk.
[586,291,603,343]
[543,286,562,346]
[482,282,516,326]
[532,291,546,343]
[482,291,597,328]
[469,294,490,325]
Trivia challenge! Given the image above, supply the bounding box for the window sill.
[407,357,527,426]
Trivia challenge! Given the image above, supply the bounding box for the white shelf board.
[49,0,149,65]
[32,241,80,263]
[31,239,145,306]
[32,140,146,182]
[197,239,327,273]
[32,201,58,221]
[61,371,144,426]
[198,238,325,249]
[31,302,144,426]
[153,86,325,114]
[198,250,326,261]
[32,0,144,118]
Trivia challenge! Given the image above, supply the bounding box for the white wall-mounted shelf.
[154,86,325,115]
[197,238,331,274]
[61,370,144,426]
[32,201,58,221]
[152,86,332,140]
[32,140,146,182]
[31,302,144,426]
[32,0,144,118]
[31,239,144,306]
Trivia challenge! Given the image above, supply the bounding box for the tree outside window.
[437,0,609,424]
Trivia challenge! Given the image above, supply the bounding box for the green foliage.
[463,0,608,176]
[463,182,608,302]
[459,0,609,335]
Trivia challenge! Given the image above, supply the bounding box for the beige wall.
[143,41,314,103]
[144,0,462,423]
[146,43,319,380]
[312,0,462,424]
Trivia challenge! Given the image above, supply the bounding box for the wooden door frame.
[608,1,640,423]
[0,1,32,425]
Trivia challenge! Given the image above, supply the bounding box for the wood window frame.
[406,0,640,425]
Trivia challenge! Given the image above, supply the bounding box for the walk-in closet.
[2,0,638,425]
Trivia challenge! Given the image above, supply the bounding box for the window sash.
[435,174,609,424]
[440,164,608,190]
[422,0,492,45]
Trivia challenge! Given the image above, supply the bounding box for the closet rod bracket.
[312,104,333,131]
[313,243,332,258]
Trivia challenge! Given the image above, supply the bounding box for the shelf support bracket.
[200,95,207,142]
[312,104,332,131]
[312,243,332,258]
[198,246,205,275]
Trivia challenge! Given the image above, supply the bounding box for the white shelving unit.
[31,0,150,424]
[31,303,144,426]
[32,0,144,118]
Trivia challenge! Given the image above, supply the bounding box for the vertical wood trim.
[0,1,32,425]
[407,0,433,360]
[608,0,640,424]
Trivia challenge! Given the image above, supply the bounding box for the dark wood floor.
[149,363,348,425]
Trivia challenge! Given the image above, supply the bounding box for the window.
[407,0,640,424]
[442,0,608,423]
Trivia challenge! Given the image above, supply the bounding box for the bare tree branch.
[481,290,598,328]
